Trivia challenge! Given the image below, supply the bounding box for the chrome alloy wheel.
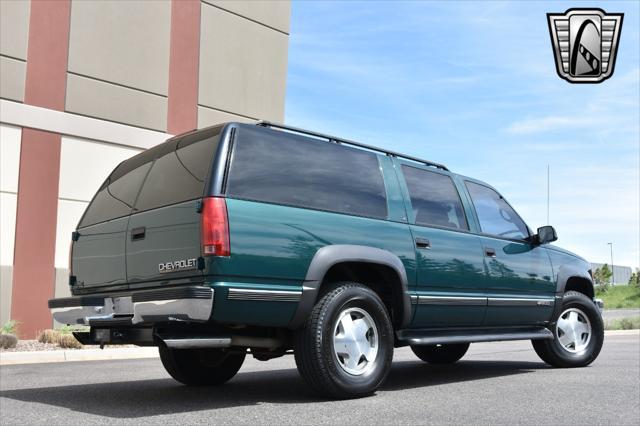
[332,307,379,376]
[556,308,592,354]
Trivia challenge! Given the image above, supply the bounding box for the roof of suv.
[255,121,450,172]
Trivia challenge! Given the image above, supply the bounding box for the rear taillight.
[201,197,230,256]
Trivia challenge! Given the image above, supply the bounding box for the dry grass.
[37,329,60,344]
[37,329,83,349]
[57,333,83,349]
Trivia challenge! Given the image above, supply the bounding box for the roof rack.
[255,120,450,172]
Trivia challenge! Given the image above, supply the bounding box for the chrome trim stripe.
[410,295,419,305]
[227,288,302,302]
[487,297,555,307]
[418,295,486,306]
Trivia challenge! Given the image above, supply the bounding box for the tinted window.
[466,181,529,240]
[226,127,387,219]
[79,162,152,228]
[402,166,468,230]
[134,133,220,211]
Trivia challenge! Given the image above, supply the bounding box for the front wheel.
[159,346,246,386]
[532,291,604,368]
[411,343,470,364]
[293,282,394,399]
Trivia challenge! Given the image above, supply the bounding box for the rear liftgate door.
[125,130,222,303]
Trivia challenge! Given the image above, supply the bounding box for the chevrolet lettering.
[159,258,198,274]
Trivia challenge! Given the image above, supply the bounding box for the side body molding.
[288,245,412,329]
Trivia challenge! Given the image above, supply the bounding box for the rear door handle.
[131,227,146,241]
[415,238,431,249]
[485,247,496,258]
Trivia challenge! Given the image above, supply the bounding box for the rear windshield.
[226,126,388,219]
[78,126,222,228]
[78,162,152,228]
[134,133,220,211]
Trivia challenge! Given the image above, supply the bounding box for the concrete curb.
[1,330,637,366]
[0,347,159,366]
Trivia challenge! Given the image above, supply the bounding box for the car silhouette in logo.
[547,8,623,83]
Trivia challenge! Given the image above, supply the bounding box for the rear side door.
[463,180,555,326]
[72,160,152,291]
[125,129,222,286]
[396,162,487,328]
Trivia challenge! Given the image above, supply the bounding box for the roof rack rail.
[255,120,449,172]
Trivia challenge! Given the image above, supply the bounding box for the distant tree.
[629,269,640,288]
[594,264,612,291]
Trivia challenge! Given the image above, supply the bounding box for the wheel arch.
[553,262,596,320]
[288,245,412,329]
[556,263,595,298]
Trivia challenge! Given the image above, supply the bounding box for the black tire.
[410,343,470,364]
[532,291,604,368]
[159,346,246,386]
[293,282,394,399]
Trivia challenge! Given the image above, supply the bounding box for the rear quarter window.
[226,126,388,219]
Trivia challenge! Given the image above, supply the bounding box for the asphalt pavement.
[1,333,638,425]
[602,309,640,322]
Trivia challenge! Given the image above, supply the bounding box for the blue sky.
[285,1,640,270]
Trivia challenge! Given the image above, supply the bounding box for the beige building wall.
[0,0,30,103]
[0,0,290,329]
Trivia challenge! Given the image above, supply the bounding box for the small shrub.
[37,329,61,344]
[0,333,18,349]
[57,333,82,349]
[1,320,19,336]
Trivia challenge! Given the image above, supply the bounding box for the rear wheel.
[294,282,394,399]
[411,343,470,364]
[159,346,246,386]
[532,291,604,368]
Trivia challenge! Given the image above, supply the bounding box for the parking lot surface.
[1,333,638,425]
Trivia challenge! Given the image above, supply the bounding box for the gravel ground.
[0,340,63,352]
[0,340,136,353]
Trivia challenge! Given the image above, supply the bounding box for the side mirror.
[536,225,558,245]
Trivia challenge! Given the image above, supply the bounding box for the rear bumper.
[48,286,214,326]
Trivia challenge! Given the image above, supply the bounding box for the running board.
[397,327,554,346]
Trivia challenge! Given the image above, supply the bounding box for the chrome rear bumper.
[48,286,214,326]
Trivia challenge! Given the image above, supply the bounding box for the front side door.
[397,163,487,328]
[464,180,555,326]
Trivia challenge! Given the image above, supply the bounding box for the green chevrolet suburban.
[49,121,604,399]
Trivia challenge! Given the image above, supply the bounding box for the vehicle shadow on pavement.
[0,360,545,418]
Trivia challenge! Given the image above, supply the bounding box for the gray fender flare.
[288,245,412,329]
[552,262,595,319]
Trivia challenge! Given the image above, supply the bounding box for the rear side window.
[465,181,529,240]
[402,166,468,230]
[79,162,152,228]
[226,127,388,219]
[134,133,220,212]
